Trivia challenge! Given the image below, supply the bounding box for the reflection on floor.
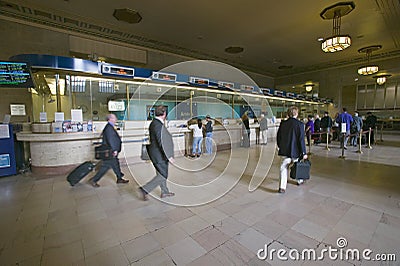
[0,136,399,265]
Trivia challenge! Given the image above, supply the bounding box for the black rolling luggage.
[67,161,95,186]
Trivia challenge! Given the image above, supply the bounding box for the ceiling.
[1,0,400,80]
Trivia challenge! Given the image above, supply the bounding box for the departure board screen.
[0,61,34,88]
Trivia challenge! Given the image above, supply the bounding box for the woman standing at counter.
[189,119,204,157]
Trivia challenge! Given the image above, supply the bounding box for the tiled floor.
[0,135,399,265]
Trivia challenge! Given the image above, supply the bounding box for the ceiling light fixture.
[320,2,355,53]
[304,84,314,92]
[373,74,391,85]
[357,45,381,76]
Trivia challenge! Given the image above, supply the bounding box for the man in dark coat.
[139,105,175,200]
[365,112,377,145]
[89,114,129,187]
[277,106,308,193]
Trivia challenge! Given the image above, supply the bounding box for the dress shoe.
[297,179,304,185]
[138,187,148,201]
[116,178,129,184]
[88,179,100,188]
[161,192,175,198]
[278,188,286,193]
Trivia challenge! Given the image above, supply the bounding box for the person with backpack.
[351,111,363,146]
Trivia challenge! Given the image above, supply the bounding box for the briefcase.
[141,144,150,160]
[290,160,311,180]
[95,144,113,160]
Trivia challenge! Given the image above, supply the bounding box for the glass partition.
[29,70,326,123]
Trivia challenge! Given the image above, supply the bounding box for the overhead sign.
[240,85,255,93]
[101,64,134,78]
[190,77,209,86]
[152,72,177,82]
[0,61,34,88]
[218,81,235,90]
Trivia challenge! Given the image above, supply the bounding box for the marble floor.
[0,136,400,265]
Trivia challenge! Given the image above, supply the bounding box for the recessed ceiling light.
[224,46,244,54]
[113,8,142,24]
[278,65,293,70]
[317,37,324,42]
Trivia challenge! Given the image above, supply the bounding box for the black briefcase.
[290,160,311,180]
[141,144,150,160]
[95,144,113,160]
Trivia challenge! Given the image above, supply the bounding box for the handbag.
[95,144,113,160]
[290,159,311,180]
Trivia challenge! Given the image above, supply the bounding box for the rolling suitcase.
[67,161,96,186]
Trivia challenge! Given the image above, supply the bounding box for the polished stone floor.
[0,135,399,265]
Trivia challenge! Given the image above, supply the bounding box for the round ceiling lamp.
[320,2,355,53]
[304,84,314,92]
[373,74,391,85]
[357,45,381,76]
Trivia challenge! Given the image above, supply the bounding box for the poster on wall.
[10,104,26,116]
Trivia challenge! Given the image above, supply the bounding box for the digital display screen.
[190,77,209,86]
[102,64,134,77]
[0,61,34,88]
[218,81,234,90]
[261,88,273,96]
[241,85,254,92]
[152,72,177,82]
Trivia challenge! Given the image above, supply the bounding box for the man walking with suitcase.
[89,114,129,187]
[277,106,308,193]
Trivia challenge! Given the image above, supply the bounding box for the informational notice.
[0,154,11,168]
[10,104,26,115]
[40,112,47,123]
[71,109,83,122]
[55,112,64,122]
[0,124,10,139]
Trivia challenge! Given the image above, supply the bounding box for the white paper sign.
[0,125,10,139]
[108,101,125,111]
[55,112,65,122]
[10,104,26,115]
[341,123,347,133]
[71,109,83,123]
[40,112,47,123]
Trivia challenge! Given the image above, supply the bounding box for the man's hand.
[303,154,308,160]
[113,151,118,157]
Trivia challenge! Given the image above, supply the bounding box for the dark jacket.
[277,117,307,159]
[320,116,332,129]
[147,118,174,164]
[365,114,377,129]
[205,120,213,133]
[102,123,122,153]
